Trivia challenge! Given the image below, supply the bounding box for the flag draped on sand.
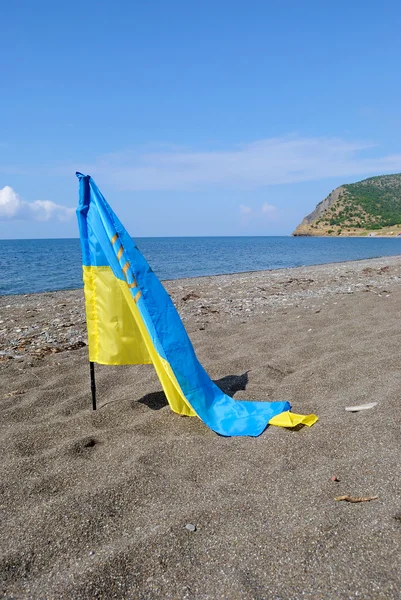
[76,173,317,436]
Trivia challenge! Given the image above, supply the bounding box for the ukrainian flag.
[76,173,317,436]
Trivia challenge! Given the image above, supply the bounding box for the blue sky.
[1,0,401,238]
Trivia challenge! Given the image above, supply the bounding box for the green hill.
[293,173,401,236]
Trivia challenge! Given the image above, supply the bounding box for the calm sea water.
[1,236,401,296]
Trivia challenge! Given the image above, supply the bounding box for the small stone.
[185,523,196,532]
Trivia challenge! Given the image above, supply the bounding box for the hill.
[293,173,401,236]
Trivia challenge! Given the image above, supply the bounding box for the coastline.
[2,235,401,296]
[1,254,401,359]
[1,254,400,599]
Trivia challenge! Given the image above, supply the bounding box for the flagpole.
[90,361,97,410]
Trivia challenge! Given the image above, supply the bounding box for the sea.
[1,236,401,296]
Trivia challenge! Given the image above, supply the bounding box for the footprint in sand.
[68,437,100,458]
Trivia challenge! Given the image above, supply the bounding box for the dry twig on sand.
[335,495,378,503]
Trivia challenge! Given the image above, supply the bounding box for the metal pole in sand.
[90,361,97,410]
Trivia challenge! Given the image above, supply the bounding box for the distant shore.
[293,233,401,237]
[293,227,401,237]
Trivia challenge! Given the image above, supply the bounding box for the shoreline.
[2,239,401,296]
[1,254,401,360]
[1,252,401,299]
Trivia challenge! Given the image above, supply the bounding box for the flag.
[76,173,317,436]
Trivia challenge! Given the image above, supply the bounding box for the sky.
[1,0,401,238]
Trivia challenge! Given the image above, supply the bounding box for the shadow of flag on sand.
[76,173,317,436]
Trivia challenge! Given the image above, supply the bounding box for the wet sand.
[1,256,400,599]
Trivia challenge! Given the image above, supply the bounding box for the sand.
[1,257,400,599]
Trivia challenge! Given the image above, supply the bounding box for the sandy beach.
[1,256,400,599]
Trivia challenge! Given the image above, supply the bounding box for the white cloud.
[262,203,277,214]
[0,186,74,221]
[0,186,21,218]
[28,200,75,221]
[239,204,252,214]
[80,135,401,191]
